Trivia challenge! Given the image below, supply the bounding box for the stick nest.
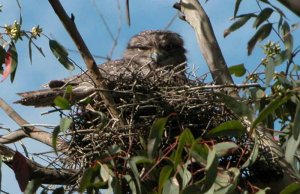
[57,69,282,185]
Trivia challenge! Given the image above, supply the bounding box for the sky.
[0,0,299,193]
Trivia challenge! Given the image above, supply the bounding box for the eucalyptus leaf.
[206,120,246,138]
[251,95,290,130]
[224,14,253,37]
[229,63,246,77]
[159,165,173,194]
[293,103,300,140]
[60,117,72,133]
[253,8,273,28]
[281,21,293,52]
[147,116,169,159]
[214,142,239,157]
[280,182,300,194]
[54,96,71,109]
[248,23,273,55]
[203,148,218,192]
[265,58,275,86]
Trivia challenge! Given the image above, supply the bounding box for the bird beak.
[150,50,166,63]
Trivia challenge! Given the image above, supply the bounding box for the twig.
[177,83,261,93]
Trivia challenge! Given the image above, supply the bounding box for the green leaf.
[9,43,18,83]
[49,39,74,70]
[60,117,72,133]
[189,143,208,165]
[274,50,291,66]
[52,126,60,155]
[253,8,273,28]
[293,103,300,140]
[100,164,113,183]
[280,182,300,194]
[49,39,68,58]
[159,165,173,194]
[174,129,194,167]
[147,116,169,159]
[224,14,253,37]
[128,158,142,194]
[229,63,246,77]
[251,95,290,130]
[214,142,239,157]
[162,177,179,194]
[242,134,259,168]
[24,179,42,194]
[124,175,136,194]
[206,120,246,138]
[265,58,275,86]
[127,156,153,193]
[285,135,300,174]
[28,37,33,64]
[54,96,71,109]
[179,163,192,190]
[248,23,273,55]
[214,168,240,194]
[203,148,218,192]
[217,93,253,121]
[281,21,293,53]
[233,0,242,18]
[109,177,122,194]
[79,165,100,192]
[58,56,75,71]
[131,156,153,165]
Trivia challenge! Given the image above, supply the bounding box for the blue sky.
[0,0,299,193]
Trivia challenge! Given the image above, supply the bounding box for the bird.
[15,30,188,107]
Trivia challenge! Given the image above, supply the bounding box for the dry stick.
[176,0,298,187]
[0,97,67,148]
[48,0,125,127]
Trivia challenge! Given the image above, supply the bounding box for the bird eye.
[137,46,149,52]
[163,44,174,50]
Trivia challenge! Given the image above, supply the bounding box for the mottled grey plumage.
[15,30,187,107]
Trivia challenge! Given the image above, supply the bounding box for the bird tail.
[15,89,66,107]
[15,85,95,107]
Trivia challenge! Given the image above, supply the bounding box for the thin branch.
[48,0,125,126]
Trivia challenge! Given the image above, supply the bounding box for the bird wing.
[15,60,126,107]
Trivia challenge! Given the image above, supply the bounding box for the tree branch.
[277,0,300,17]
[0,97,67,149]
[48,0,125,126]
[0,144,77,185]
[174,1,234,85]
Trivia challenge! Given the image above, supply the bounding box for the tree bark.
[174,0,236,94]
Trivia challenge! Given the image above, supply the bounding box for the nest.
[55,68,282,189]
